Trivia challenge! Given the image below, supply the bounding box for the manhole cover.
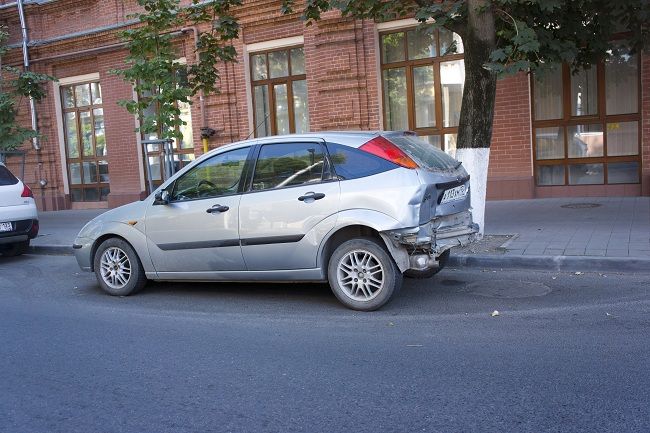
[465,280,552,298]
[561,203,601,209]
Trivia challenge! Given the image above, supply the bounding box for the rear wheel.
[93,238,147,296]
[404,249,450,279]
[0,240,29,257]
[327,237,402,311]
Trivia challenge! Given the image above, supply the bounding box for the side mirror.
[154,189,170,205]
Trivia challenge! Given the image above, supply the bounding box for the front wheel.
[327,237,402,311]
[93,238,147,296]
[404,249,450,279]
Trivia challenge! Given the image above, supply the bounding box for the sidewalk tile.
[564,248,586,256]
[605,249,629,257]
[584,249,607,256]
[628,250,650,257]
[543,249,564,256]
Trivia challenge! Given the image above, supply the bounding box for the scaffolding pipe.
[16,0,40,151]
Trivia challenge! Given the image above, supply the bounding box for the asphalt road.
[1,254,648,433]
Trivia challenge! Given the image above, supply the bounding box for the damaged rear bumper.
[381,211,479,272]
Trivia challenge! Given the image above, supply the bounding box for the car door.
[144,146,251,274]
[239,140,340,271]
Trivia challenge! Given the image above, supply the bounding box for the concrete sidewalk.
[29,197,650,272]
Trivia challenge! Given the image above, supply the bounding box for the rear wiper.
[454,161,462,169]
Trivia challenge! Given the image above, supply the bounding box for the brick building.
[1,0,648,211]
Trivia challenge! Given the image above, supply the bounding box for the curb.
[29,245,73,255]
[449,254,650,273]
[28,243,650,273]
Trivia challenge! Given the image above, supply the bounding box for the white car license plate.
[0,222,12,232]
[440,185,468,204]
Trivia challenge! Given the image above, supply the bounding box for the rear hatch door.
[0,165,25,208]
[383,134,471,223]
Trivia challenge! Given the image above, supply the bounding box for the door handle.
[206,204,230,213]
[298,192,326,201]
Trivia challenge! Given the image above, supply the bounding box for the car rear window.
[327,143,398,180]
[385,135,460,171]
[0,165,19,186]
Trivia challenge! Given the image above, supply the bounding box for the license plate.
[440,185,468,204]
[0,222,12,232]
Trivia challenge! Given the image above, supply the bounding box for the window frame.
[60,80,109,202]
[379,26,464,152]
[249,46,308,137]
[531,49,642,187]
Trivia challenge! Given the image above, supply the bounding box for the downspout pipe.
[17,0,40,151]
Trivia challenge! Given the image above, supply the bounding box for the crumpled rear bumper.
[382,210,479,272]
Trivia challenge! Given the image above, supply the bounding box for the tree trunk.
[454,0,497,237]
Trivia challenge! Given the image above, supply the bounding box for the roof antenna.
[245,112,271,140]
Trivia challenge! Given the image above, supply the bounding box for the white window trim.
[246,36,304,53]
[376,18,423,32]
[243,36,305,135]
[53,73,100,195]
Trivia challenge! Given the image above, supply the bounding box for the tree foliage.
[0,26,55,151]
[286,0,649,74]
[113,0,241,142]
[117,0,648,150]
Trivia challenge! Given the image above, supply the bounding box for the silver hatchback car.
[74,131,478,310]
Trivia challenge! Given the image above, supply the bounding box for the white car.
[0,162,39,256]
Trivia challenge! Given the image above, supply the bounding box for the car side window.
[251,142,328,191]
[171,147,250,201]
[326,143,398,180]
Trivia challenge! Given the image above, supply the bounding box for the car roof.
[205,130,410,157]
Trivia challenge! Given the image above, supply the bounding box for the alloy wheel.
[99,247,132,290]
[336,249,385,302]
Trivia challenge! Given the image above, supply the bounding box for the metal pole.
[17,0,40,151]
[142,141,154,194]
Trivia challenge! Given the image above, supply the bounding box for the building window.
[250,46,309,137]
[139,68,195,191]
[532,44,640,186]
[380,26,464,154]
[61,81,109,202]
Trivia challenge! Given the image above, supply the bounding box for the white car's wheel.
[0,240,29,257]
[93,238,147,296]
[327,237,402,311]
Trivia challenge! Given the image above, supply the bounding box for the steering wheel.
[197,179,217,197]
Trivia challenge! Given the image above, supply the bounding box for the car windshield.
[0,165,19,186]
[385,135,460,171]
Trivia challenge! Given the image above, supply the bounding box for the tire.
[327,237,403,311]
[404,249,450,279]
[93,237,147,296]
[0,240,29,257]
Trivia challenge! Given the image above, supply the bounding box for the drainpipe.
[17,0,40,151]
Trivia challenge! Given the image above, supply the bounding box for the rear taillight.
[359,136,419,169]
[21,184,34,198]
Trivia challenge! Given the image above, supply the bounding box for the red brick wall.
[487,73,534,199]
